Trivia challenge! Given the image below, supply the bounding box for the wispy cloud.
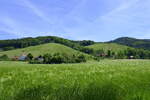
[0,16,23,37]
[20,0,52,24]
[0,0,149,41]
[97,0,140,21]
[105,0,140,16]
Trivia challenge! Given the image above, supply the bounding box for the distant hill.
[0,43,90,58]
[0,36,95,55]
[0,36,80,50]
[109,37,150,50]
[86,43,131,52]
[0,36,149,54]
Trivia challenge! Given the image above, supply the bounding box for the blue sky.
[0,0,150,41]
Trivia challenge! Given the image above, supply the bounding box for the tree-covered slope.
[0,36,94,52]
[0,43,90,58]
[110,37,150,50]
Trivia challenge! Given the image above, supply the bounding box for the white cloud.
[20,0,52,24]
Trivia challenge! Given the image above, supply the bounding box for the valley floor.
[0,60,150,100]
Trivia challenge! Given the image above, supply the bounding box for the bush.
[26,53,34,61]
[75,54,86,63]
[50,53,64,64]
[30,53,87,64]
[0,54,10,61]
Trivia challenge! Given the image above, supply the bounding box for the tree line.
[29,53,86,64]
[0,47,149,63]
[31,53,86,64]
[93,48,150,59]
[0,36,149,61]
[0,36,95,55]
[0,53,87,64]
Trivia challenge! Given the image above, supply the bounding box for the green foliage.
[110,37,150,50]
[0,54,9,61]
[87,43,150,59]
[0,36,95,55]
[125,48,150,59]
[74,40,95,46]
[81,48,94,54]
[75,54,86,63]
[26,53,34,61]
[43,53,64,64]
[3,46,15,51]
[1,36,149,60]
[40,53,87,64]
[115,51,126,59]
[106,50,111,57]
[95,49,104,55]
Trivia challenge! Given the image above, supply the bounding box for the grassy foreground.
[0,60,150,100]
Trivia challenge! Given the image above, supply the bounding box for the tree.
[51,53,64,64]
[3,46,14,51]
[81,48,94,54]
[27,53,33,61]
[106,50,111,58]
[0,54,9,61]
[76,54,86,63]
[43,54,52,64]
[116,51,125,59]
[78,40,95,46]
[33,53,87,64]
[94,49,104,57]
[126,48,136,59]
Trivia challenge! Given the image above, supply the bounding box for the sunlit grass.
[0,60,150,100]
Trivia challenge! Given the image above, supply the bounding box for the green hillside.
[0,43,89,58]
[87,43,131,52]
[110,37,150,50]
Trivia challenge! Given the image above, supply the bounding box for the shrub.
[0,54,10,61]
[30,53,87,64]
[26,53,34,61]
[75,54,86,63]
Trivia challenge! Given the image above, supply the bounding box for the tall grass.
[0,60,150,100]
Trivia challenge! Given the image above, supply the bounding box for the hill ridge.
[110,37,150,50]
[0,43,90,58]
[0,36,149,52]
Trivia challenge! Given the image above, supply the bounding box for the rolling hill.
[110,37,150,50]
[86,43,131,52]
[0,43,90,58]
[0,36,94,52]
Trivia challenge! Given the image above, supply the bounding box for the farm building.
[18,54,27,61]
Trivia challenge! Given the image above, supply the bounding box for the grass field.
[87,43,131,52]
[0,60,150,100]
[0,43,89,57]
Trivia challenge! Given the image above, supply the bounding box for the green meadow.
[0,60,150,100]
[87,43,131,52]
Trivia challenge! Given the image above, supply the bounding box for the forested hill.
[0,36,150,52]
[0,36,95,54]
[109,37,150,50]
